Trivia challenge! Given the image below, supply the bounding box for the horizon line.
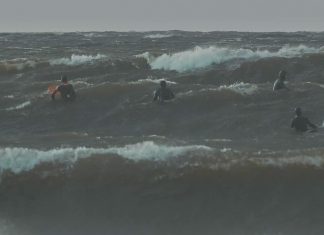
[0,29,324,34]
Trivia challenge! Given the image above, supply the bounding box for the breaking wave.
[49,54,107,66]
[140,45,324,72]
[3,140,324,177]
[0,141,211,174]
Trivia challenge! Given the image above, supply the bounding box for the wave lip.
[0,141,212,175]
[141,45,324,72]
[49,54,106,66]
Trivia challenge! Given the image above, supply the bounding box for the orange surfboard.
[48,85,61,98]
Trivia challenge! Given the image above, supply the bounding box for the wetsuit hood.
[61,76,68,83]
[160,80,167,88]
[295,107,302,116]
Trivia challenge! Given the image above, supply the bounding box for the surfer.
[153,80,175,102]
[273,70,289,91]
[291,107,317,132]
[51,76,76,101]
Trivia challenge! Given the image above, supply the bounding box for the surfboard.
[48,85,61,99]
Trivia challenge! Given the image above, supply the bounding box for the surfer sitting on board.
[291,107,317,132]
[153,80,175,102]
[51,76,76,102]
[273,70,289,91]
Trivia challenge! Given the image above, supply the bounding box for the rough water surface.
[1,31,324,235]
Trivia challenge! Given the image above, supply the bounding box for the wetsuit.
[273,79,288,91]
[53,84,76,101]
[153,87,175,102]
[291,116,316,132]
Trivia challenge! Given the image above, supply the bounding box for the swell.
[2,152,324,235]
[2,142,324,176]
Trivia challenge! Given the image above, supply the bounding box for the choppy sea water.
[1,31,324,235]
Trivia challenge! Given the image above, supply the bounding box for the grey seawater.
[1,31,324,235]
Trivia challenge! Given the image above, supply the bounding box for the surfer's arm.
[153,90,159,101]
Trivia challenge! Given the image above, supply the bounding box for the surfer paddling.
[51,76,76,102]
[291,107,317,132]
[153,80,175,102]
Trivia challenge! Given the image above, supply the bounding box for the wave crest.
[140,45,324,72]
[49,54,107,66]
[0,141,211,174]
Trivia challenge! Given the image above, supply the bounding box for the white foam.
[253,155,324,168]
[6,101,31,111]
[144,34,173,39]
[49,54,106,66]
[131,77,177,85]
[206,153,324,171]
[135,52,154,61]
[180,83,258,97]
[0,141,212,174]
[139,45,324,72]
[2,143,324,175]
[218,82,258,95]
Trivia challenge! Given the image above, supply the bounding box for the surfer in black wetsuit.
[291,107,317,132]
[273,70,289,91]
[51,76,76,101]
[153,80,175,102]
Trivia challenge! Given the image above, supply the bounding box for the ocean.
[1,31,324,235]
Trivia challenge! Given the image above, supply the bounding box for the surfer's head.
[295,107,302,116]
[61,76,68,83]
[279,70,287,80]
[160,80,167,88]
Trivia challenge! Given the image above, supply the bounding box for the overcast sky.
[0,0,323,32]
